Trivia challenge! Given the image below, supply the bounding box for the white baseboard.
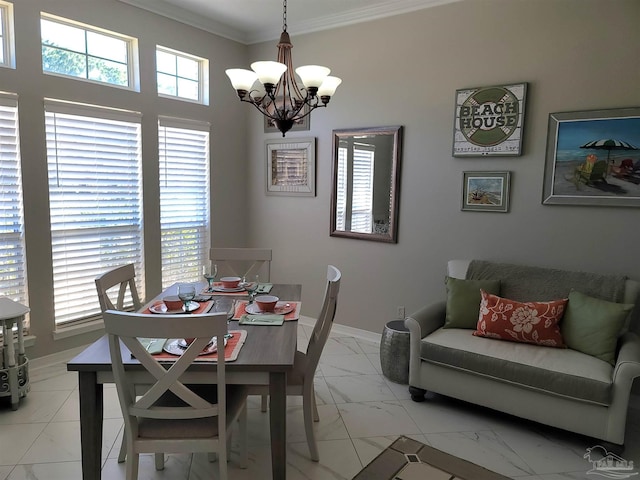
[29,344,89,370]
[299,315,382,345]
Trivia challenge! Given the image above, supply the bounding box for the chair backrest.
[103,310,230,439]
[305,265,341,376]
[95,264,142,312]
[210,248,272,281]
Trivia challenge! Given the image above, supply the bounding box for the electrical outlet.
[397,305,405,319]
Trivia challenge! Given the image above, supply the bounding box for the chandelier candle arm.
[224,0,341,136]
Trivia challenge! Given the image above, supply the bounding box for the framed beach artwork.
[462,171,511,212]
[542,107,640,207]
[452,82,527,157]
[265,137,316,196]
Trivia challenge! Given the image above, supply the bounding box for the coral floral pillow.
[473,290,568,348]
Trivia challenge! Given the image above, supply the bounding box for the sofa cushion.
[443,277,501,329]
[561,290,634,365]
[473,290,567,348]
[420,328,613,405]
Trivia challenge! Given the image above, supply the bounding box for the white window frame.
[156,45,208,105]
[158,116,210,288]
[0,1,15,69]
[40,13,139,91]
[45,99,144,326]
[0,92,27,315]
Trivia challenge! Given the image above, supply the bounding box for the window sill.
[53,319,104,340]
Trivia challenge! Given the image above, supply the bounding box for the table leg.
[78,371,103,480]
[269,371,286,480]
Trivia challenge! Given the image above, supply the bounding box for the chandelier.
[225,0,341,136]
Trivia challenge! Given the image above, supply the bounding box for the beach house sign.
[453,82,527,157]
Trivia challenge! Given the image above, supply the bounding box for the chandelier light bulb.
[295,65,330,89]
[250,61,287,86]
[318,76,342,97]
[225,69,258,92]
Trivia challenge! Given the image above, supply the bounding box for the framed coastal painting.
[452,82,527,157]
[542,107,640,207]
[265,137,316,196]
[462,171,511,212]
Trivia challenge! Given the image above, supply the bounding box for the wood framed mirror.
[330,126,403,243]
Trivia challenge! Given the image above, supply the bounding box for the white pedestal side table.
[0,298,30,410]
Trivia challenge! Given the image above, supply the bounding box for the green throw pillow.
[444,277,501,329]
[561,290,634,365]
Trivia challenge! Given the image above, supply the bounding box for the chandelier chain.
[282,0,287,32]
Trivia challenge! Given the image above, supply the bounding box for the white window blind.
[0,94,28,321]
[45,100,143,325]
[336,141,375,233]
[159,116,210,288]
[336,147,347,230]
[351,144,375,233]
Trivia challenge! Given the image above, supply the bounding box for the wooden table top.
[67,283,301,374]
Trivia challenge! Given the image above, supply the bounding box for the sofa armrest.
[404,301,447,339]
[613,332,640,386]
[404,300,446,387]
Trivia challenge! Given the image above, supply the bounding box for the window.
[156,46,208,104]
[0,1,15,68]
[337,141,375,233]
[40,13,137,89]
[0,93,27,313]
[158,117,210,288]
[45,100,143,325]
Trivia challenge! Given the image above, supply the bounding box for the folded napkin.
[256,283,273,294]
[239,314,284,326]
[138,338,165,354]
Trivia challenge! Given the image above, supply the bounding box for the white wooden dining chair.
[250,265,341,462]
[210,248,272,281]
[95,264,142,313]
[103,310,248,480]
[95,264,156,466]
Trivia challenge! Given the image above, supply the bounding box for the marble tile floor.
[1,322,639,480]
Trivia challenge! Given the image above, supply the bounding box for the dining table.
[66,282,301,480]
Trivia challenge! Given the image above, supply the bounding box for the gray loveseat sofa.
[405,259,640,445]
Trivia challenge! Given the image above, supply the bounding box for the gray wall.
[245,0,640,334]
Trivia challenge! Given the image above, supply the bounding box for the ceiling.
[117,0,460,45]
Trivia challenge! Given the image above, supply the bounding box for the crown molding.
[117,0,249,43]
[117,0,461,45]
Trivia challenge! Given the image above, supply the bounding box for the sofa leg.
[409,386,427,402]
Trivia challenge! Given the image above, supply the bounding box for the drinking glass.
[177,283,196,311]
[202,263,218,292]
[243,275,259,304]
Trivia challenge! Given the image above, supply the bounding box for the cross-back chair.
[210,248,272,281]
[103,310,248,480]
[251,265,341,461]
[95,264,142,313]
[95,264,154,466]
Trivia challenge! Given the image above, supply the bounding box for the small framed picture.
[266,137,316,196]
[453,83,527,157]
[462,171,511,212]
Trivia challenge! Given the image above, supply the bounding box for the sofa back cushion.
[473,290,567,347]
[443,277,500,329]
[561,290,635,365]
